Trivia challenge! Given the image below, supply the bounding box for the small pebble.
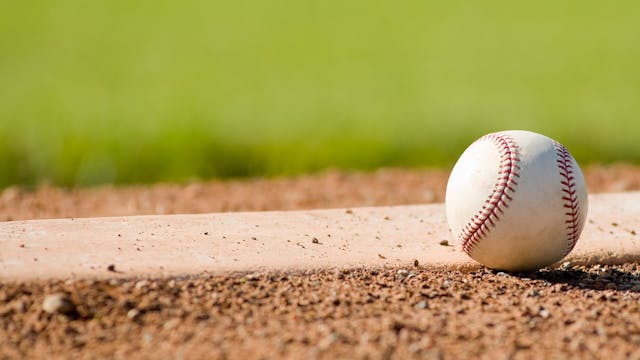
[439,240,449,246]
[12,301,26,313]
[163,318,181,330]
[415,301,428,309]
[135,280,150,289]
[539,309,550,319]
[244,273,260,281]
[42,293,76,316]
[127,309,141,320]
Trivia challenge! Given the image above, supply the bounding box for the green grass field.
[1,0,639,187]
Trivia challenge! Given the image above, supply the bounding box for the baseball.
[445,130,588,271]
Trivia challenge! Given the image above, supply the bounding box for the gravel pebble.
[127,309,141,320]
[42,293,76,316]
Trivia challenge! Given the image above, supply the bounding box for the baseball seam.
[554,142,582,256]
[460,134,521,255]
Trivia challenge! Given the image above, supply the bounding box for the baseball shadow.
[511,267,640,292]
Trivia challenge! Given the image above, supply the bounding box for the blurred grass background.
[1,0,639,187]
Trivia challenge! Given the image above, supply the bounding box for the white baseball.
[445,130,588,271]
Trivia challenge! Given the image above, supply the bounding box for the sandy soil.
[2,164,640,359]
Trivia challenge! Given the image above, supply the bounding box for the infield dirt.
[2,164,640,359]
[2,163,640,221]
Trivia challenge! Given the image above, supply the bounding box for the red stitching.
[459,134,521,255]
[554,142,582,256]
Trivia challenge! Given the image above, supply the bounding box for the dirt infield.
[4,264,640,359]
[2,164,640,221]
[2,164,640,359]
